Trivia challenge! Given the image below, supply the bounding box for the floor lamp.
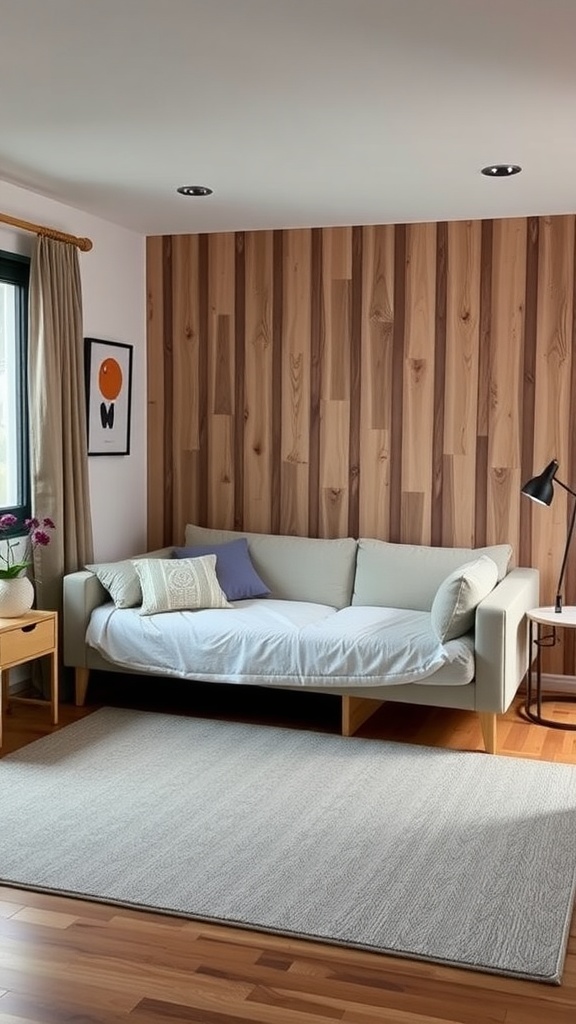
[521,459,576,613]
[521,459,576,729]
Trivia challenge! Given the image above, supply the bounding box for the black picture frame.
[84,338,133,456]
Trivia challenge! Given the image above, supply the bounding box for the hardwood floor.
[1,679,576,1023]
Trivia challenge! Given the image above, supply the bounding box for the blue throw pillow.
[172,538,270,602]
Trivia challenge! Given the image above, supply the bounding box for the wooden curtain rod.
[0,211,93,251]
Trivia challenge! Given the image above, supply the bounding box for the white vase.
[0,576,35,617]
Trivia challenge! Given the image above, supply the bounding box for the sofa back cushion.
[430,555,499,641]
[184,524,357,608]
[352,539,513,611]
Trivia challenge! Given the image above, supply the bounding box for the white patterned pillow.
[430,555,498,642]
[132,555,232,616]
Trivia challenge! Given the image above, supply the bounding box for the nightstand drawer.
[0,617,56,667]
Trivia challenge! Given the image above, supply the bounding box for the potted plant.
[0,514,55,616]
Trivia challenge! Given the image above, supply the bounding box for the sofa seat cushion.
[85,600,474,689]
[352,539,513,611]
[184,524,357,609]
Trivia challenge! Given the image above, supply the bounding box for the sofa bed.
[63,524,539,753]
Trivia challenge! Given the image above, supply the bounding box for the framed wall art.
[84,338,133,456]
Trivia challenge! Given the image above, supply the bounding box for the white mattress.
[86,599,475,688]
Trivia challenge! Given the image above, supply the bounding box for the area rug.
[1,708,576,984]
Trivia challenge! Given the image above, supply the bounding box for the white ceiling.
[1,0,576,237]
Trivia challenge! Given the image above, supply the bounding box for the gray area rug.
[1,707,576,984]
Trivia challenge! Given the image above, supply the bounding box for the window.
[0,250,30,527]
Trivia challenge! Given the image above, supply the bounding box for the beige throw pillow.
[86,559,141,608]
[86,546,174,608]
[132,555,232,616]
[430,555,498,643]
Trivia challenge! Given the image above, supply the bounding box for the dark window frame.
[0,249,31,536]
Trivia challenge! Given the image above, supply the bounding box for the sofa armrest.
[474,567,540,713]
[63,545,173,668]
[63,570,109,668]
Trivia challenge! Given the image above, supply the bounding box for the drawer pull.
[21,624,37,633]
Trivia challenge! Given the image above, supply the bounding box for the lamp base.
[555,595,563,613]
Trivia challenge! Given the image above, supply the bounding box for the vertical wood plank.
[475,220,493,548]
[146,236,166,550]
[519,217,539,569]
[271,231,283,534]
[443,219,482,547]
[309,229,323,537]
[213,316,232,415]
[319,227,352,538]
[281,230,311,535]
[197,235,209,527]
[208,233,235,529]
[243,231,273,534]
[162,236,174,547]
[359,225,394,540]
[487,218,527,548]
[348,226,362,539]
[320,400,350,538]
[322,227,352,402]
[402,222,436,544]
[234,232,246,530]
[431,222,447,547]
[389,225,406,542]
[172,234,200,543]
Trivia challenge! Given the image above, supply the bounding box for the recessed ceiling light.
[176,185,213,196]
[481,164,522,177]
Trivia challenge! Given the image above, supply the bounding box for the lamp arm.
[554,477,576,499]
[555,496,576,613]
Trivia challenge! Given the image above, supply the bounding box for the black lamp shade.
[521,459,576,612]
[521,460,559,506]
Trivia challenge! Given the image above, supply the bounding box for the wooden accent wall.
[147,215,576,672]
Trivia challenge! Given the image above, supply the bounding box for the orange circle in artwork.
[98,358,123,400]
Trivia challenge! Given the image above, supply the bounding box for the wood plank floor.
[1,676,576,1024]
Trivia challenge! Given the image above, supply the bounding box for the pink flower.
[32,530,51,547]
[0,514,56,579]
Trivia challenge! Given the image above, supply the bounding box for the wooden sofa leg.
[75,668,90,707]
[479,711,497,754]
[341,696,384,737]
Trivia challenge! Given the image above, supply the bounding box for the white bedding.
[85,599,475,688]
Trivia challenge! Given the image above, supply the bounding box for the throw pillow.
[85,559,141,608]
[172,538,270,601]
[132,554,233,615]
[430,555,498,643]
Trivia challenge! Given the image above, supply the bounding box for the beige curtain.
[28,236,94,615]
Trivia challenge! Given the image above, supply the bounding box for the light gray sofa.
[63,524,539,753]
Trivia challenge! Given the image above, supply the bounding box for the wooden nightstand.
[0,610,58,749]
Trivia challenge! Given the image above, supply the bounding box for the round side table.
[524,607,576,729]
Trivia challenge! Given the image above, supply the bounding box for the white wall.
[0,180,147,560]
